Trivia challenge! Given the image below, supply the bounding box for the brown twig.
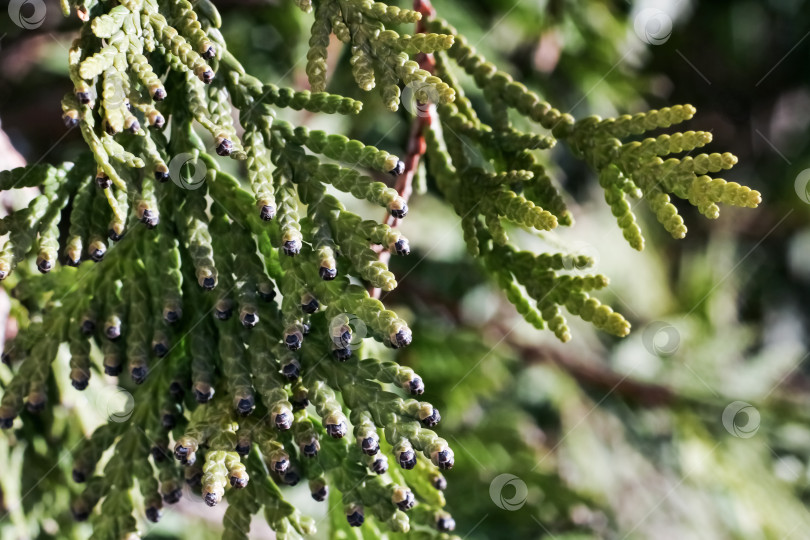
[497,326,677,408]
[370,0,437,299]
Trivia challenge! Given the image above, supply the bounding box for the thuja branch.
[0,0,761,538]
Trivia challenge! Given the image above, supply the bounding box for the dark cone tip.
[282,363,300,380]
[303,442,319,457]
[422,409,441,427]
[203,492,218,507]
[105,326,121,340]
[0,415,15,429]
[285,335,302,351]
[436,517,456,532]
[235,443,250,456]
[91,249,105,262]
[145,506,162,523]
[203,45,216,59]
[241,312,258,327]
[362,437,379,455]
[394,328,412,348]
[76,91,91,104]
[163,489,182,504]
[215,139,233,156]
[131,366,148,384]
[215,307,232,320]
[65,256,81,267]
[272,458,288,473]
[260,205,276,221]
[312,486,328,502]
[230,475,248,489]
[372,459,388,474]
[319,266,337,280]
[201,70,215,84]
[333,348,352,362]
[194,388,214,403]
[390,204,408,219]
[153,115,165,129]
[153,88,167,101]
[389,160,406,176]
[128,121,140,133]
[169,381,185,399]
[275,412,292,430]
[408,377,424,395]
[326,423,346,438]
[432,476,447,491]
[202,277,216,290]
[153,343,169,357]
[237,397,255,415]
[36,259,53,273]
[396,493,415,511]
[292,398,309,410]
[258,289,276,302]
[164,311,180,324]
[104,364,122,376]
[108,229,123,242]
[394,239,411,256]
[283,471,300,486]
[72,469,86,483]
[282,240,301,256]
[437,449,454,469]
[154,170,170,182]
[302,323,311,335]
[347,511,364,527]
[95,177,111,189]
[80,320,95,335]
[151,446,168,462]
[71,377,89,391]
[301,300,319,314]
[399,451,416,469]
[64,115,79,128]
[162,414,176,430]
[71,508,89,522]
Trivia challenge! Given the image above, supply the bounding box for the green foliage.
[0,0,762,539]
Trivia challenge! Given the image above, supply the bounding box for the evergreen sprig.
[0,0,761,538]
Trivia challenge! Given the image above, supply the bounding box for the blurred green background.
[3,0,810,538]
